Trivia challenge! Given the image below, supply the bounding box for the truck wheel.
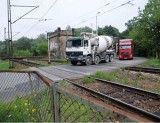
[80,61,86,65]
[71,60,78,65]
[105,55,109,63]
[109,55,114,62]
[85,56,92,65]
[94,55,100,65]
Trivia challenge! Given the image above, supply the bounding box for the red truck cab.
[119,39,134,60]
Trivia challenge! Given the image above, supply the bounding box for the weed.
[140,58,160,68]
[94,71,116,81]
[82,76,96,84]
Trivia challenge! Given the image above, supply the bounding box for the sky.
[0,0,148,41]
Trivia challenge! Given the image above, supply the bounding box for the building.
[48,27,74,58]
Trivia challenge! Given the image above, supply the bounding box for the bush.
[16,50,33,57]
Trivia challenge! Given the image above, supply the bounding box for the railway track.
[125,66,160,74]
[38,67,160,121]
[11,59,41,67]
[66,78,160,122]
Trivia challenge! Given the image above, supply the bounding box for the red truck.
[118,39,134,60]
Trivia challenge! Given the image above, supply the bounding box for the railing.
[0,70,146,122]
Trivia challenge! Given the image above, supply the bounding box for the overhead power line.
[62,0,120,26]
[12,6,39,24]
[72,1,133,27]
[23,0,59,36]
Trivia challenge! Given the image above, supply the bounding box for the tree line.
[0,34,48,57]
[0,0,159,58]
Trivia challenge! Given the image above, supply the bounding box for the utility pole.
[96,12,100,35]
[7,0,13,68]
[4,28,8,57]
[7,0,38,68]
[47,32,51,64]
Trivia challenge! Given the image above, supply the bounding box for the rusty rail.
[65,78,160,122]
[125,66,160,74]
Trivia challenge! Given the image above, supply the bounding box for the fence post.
[53,82,60,122]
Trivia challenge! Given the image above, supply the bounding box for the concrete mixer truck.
[66,32,114,65]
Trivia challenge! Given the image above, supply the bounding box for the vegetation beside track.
[139,58,160,68]
[0,61,10,70]
[81,70,160,93]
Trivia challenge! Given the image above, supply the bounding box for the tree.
[74,26,93,36]
[36,42,48,56]
[125,0,160,57]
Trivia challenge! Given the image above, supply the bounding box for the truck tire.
[94,55,100,65]
[80,61,86,65]
[71,60,78,65]
[85,56,92,65]
[109,55,114,62]
[105,55,109,63]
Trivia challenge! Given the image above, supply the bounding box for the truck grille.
[66,52,83,56]
[121,52,129,55]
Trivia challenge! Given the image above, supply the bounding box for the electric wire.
[72,1,133,27]
[62,0,120,26]
[23,0,59,36]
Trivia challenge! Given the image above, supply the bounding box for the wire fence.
[0,70,142,122]
[0,71,53,122]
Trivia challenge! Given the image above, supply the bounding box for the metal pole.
[96,15,97,35]
[47,33,51,64]
[7,0,11,68]
[9,0,14,68]
[96,12,100,35]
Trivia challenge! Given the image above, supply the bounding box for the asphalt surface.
[30,57,147,81]
[0,57,147,101]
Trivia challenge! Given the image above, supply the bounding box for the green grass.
[0,89,52,122]
[92,69,160,93]
[140,58,160,68]
[82,76,96,84]
[0,61,10,70]
[94,71,116,81]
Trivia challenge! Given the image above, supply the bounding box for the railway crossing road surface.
[29,57,147,81]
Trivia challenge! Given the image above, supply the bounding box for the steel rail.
[125,66,160,74]
[93,77,160,99]
[65,78,160,122]
[11,59,41,67]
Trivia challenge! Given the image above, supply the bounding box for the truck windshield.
[119,45,131,50]
[66,39,83,47]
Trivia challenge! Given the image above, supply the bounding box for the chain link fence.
[0,70,143,122]
[0,71,53,122]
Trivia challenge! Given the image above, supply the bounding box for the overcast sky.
[0,0,148,41]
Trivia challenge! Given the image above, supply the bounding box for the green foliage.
[99,25,120,37]
[0,61,9,70]
[94,71,116,81]
[74,26,93,36]
[0,41,8,57]
[140,58,160,68]
[15,50,33,57]
[82,76,96,84]
[125,0,160,57]
[13,37,32,51]
[36,41,48,56]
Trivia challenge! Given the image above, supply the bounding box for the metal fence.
[0,70,142,122]
[0,71,53,122]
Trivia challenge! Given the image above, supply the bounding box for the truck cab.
[118,39,134,60]
[66,36,92,65]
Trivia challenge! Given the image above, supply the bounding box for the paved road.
[0,57,147,101]
[30,57,147,81]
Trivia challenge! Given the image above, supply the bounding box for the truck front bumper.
[66,55,87,61]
